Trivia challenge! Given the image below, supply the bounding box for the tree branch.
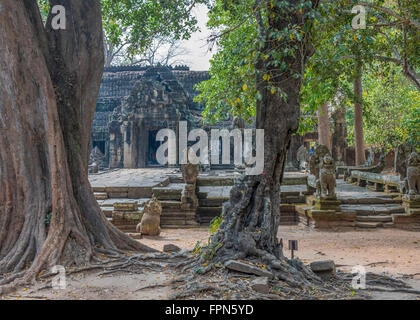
[359,1,420,31]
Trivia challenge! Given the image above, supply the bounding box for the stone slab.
[225,260,273,278]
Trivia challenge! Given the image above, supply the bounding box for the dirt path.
[2,227,419,300]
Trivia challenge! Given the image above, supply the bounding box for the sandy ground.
[2,226,420,300]
[140,226,420,276]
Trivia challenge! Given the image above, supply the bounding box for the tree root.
[364,287,420,295]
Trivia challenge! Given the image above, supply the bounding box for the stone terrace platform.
[297,179,417,230]
[89,169,310,229]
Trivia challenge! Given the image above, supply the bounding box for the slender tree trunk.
[353,60,366,166]
[0,0,152,294]
[317,104,332,152]
[211,1,320,282]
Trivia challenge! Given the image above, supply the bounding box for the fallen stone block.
[250,277,270,294]
[225,260,273,278]
[163,244,182,253]
[310,260,336,280]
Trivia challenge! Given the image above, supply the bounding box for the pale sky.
[178,4,214,71]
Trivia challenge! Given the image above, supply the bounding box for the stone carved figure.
[181,151,199,184]
[319,154,336,197]
[136,196,162,236]
[407,152,420,196]
[297,145,310,171]
[89,146,105,168]
[309,145,335,198]
[181,150,199,209]
[363,147,375,167]
[395,142,415,194]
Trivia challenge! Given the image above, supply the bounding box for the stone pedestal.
[112,202,144,233]
[312,197,341,212]
[402,195,420,216]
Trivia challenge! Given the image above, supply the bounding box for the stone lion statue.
[319,154,336,198]
[136,197,162,236]
[407,152,420,195]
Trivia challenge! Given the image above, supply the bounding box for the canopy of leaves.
[38,0,207,59]
[102,0,208,59]
[195,0,319,124]
[196,0,419,145]
[359,64,419,150]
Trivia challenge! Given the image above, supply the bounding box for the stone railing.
[349,171,400,193]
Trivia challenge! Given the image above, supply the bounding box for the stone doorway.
[93,140,106,155]
[147,129,164,167]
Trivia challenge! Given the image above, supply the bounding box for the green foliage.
[101,0,208,59]
[209,216,222,234]
[37,0,206,60]
[37,0,49,23]
[362,65,420,150]
[194,0,258,124]
[201,240,222,262]
[300,0,419,142]
[44,211,52,227]
[195,0,320,124]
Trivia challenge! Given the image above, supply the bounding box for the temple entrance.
[147,129,164,166]
[92,140,106,155]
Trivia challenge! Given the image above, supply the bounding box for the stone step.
[281,196,306,204]
[341,198,401,205]
[101,207,113,218]
[168,175,185,184]
[282,175,307,185]
[160,201,183,209]
[114,225,137,233]
[356,222,383,229]
[198,198,228,207]
[197,207,222,217]
[161,213,191,219]
[197,176,234,187]
[280,191,300,197]
[357,215,393,223]
[161,225,199,229]
[152,186,183,201]
[94,192,108,200]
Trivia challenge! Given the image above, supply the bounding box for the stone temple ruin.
[91,65,229,169]
[89,65,420,235]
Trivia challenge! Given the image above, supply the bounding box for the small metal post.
[288,240,298,259]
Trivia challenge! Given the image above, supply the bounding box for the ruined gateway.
[91,65,233,169]
[91,65,317,171]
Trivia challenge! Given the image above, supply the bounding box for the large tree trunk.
[317,104,332,152]
[210,1,319,280]
[0,0,152,293]
[353,60,366,166]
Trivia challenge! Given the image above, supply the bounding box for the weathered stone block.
[225,260,273,278]
[250,277,270,294]
[310,260,336,280]
[113,202,138,211]
[163,244,182,253]
[313,198,341,211]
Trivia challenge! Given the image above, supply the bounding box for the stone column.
[122,121,137,168]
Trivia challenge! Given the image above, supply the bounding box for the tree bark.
[317,104,332,152]
[0,0,152,293]
[210,1,320,279]
[353,60,366,166]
